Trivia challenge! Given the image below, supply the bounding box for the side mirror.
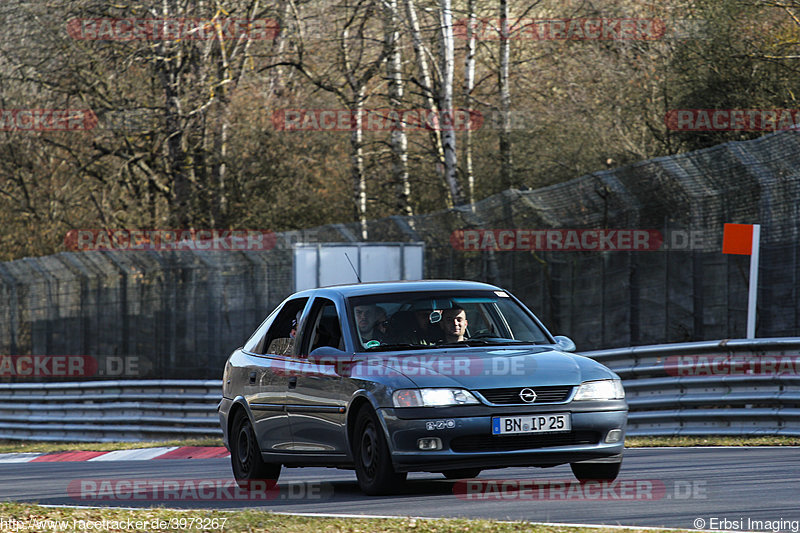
[553,335,576,352]
[308,345,350,363]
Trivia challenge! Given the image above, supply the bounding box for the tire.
[442,468,482,480]
[570,460,622,482]
[353,407,407,495]
[230,409,281,490]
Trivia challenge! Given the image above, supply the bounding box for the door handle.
[249,371,256,384]
[288,376,297,389]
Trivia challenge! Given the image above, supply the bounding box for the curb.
[0,446,230,463]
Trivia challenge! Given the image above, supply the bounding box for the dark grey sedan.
[218,280,627,495]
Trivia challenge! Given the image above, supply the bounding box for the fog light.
[605,429,623,443]
[417,437,442,450]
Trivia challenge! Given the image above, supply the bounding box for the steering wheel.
[468,329,496,339]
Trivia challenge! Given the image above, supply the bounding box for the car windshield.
[348,290,551,351]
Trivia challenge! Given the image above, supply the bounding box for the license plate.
[492,413,571,435]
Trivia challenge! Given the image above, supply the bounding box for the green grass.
[0,503,687,533]
[625,435,800,447]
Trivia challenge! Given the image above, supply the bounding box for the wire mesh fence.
[1,131,799,379]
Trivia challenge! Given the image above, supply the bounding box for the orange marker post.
[722,223,760,338]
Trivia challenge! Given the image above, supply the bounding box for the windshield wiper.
[437,339,529,347]
[364,343,433,351]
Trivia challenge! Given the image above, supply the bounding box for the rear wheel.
[570,460,621,482]
[230,409,280,490]
[353,407,406,495]
[442,468,482,480]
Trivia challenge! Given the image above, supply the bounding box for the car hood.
[358,346,616,389]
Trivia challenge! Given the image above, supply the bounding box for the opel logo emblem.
[519,388,537,403]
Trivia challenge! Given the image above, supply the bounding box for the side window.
[253,297,309,355]
[242,313,276,353]
[302,298,344,354]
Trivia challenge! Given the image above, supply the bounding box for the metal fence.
[0,380,221,442]
[584,337,800,437]
[1,338,798,441]
[1,131,800,378]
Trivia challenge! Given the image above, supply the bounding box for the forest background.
[1,0,798,261]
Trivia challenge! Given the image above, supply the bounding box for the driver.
[440,306,468,343]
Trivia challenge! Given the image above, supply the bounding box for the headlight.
[392,388,480,407]
[573,379,625,400]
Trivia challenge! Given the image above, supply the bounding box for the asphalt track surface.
[1,448,799,530]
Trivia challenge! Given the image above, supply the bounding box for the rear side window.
[248,297,308,355]
[243,313,276,353]
[302,298,344,353]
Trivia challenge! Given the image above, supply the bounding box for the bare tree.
[403,0,452,207]
[498,0,513,189]
[462,0,477,207]
[280,0,393,238]
[438,0,464,205]
[383,0,413,218]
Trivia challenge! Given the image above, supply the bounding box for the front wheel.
[570,460,621,482]
[230,409,281,490]
[353,407,406,495]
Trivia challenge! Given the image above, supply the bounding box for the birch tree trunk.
[341,20,368,239]
[404,0,452,208]
[499,0,514,189]
[351,91,368,239]
[282,0,392,239]
[384,0,413,218]
[267,0,291,99]
[157,0,191,227]
[438,0,465,206]
[462,0,477,207]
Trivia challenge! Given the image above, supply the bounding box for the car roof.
[296,279,504,298]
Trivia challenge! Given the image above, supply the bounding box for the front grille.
[477,385,573,405]
[450,431,599,453]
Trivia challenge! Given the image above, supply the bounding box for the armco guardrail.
[583,338,800,437]
[2,339,800,442]
[0,380,222,442]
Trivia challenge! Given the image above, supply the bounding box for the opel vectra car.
[219,280,627,495]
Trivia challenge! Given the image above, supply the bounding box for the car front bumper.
[379,404,627,473]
